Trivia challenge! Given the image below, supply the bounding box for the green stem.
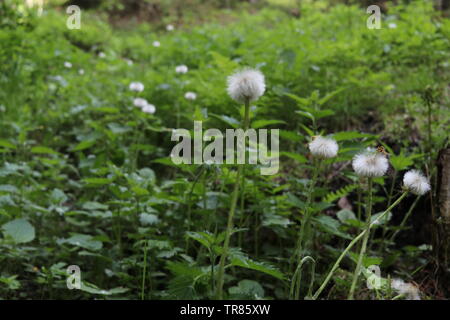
[290,256,316,300]
[312,191,408,300]
[215,98,250,300]
[291,160,320,271]
[348,178,373,299]
[141,239,148,300]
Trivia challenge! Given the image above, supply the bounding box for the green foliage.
[0,0,447,300]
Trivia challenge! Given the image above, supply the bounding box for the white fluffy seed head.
[64,61,72,68]
[133,98,148,108]
[403,170,430,195]
[352,148,389,177]
[391,278,421,300]
[166,24,174,31]
[142,104,156,114]
[153,41,161,47]
[227,68,265,103]
[308,136,339,158]
[129,82,144,92]
[175,65,188,74]
[184,91,197,100]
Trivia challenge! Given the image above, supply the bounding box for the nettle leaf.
[58,234,102,251]
[230,252,284,280]
[139,213,159,225]
[0,139,16,150]
[252,119,286,129]
[31,146,59,155]
[336,209,357,224]
[79,282,128,295]
[229,280,265,299]
[2,218,35,244]
[210,114,240,128]
[262,212,291,228]
[370,211,392,226]
[280,151,307,164]
[389,152,422,171]
[71,140,96,152]
[83,177,114,187]
[332,131,374,141]
[313,215,352,240]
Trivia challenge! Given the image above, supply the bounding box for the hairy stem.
[348,178,373,299]
[215,98,250,300]
[313,192,408,300]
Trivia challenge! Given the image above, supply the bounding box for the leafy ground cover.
[0,0,449,299]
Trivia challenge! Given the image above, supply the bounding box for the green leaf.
[0,140,16,150]
[252,119,286,129]
[2,219,35,244]
[83,177,113,187]
[295,110,315,121]
[230,254,284,280]
[313,215,352,240]
[332,131,374,141]
[370,211,392,226]
[31,146,59,155]
[280,151,307,164]
[229,280,264,299]
[72,140,96,152]
[390,152,422,171]
[210,114,240,128]
[79,282,128,295]
[58,234,103,251]
[284,93,309,106]
[336,209,357,224]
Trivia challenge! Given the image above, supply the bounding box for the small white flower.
[153,41,161,47]
[184,92,197,100]
[403,170,430,195]
[98,52,106,58]
[388,23,397,29]
[129,82,144,92]
[175,65,188,74]
[227,68,266,103]
[64,61,72,68]
[133,98,148,108]
[78,69,84,75]
[125,59,133,66]
[391,278,421,300]
[166,24,174,31]
[142,104,156,114]
[308,136,338,158]
[352,148,389,177]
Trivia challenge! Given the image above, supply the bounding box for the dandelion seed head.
[64,61,72,68]
[308,136,338,158]
[388,23,397,29]
[153,41,161,47]
[98,52,106,58]
[129,82,144,92]
[166,24,175,31]
[403,170,430,195]
[352,148,389,177]
[184,92,197,100]
[391,278,421,300]
[133,98,148,108]
[175,65,188,74]
[227,68,265,103]
[142,104,156,114]
[78,69,84,75]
